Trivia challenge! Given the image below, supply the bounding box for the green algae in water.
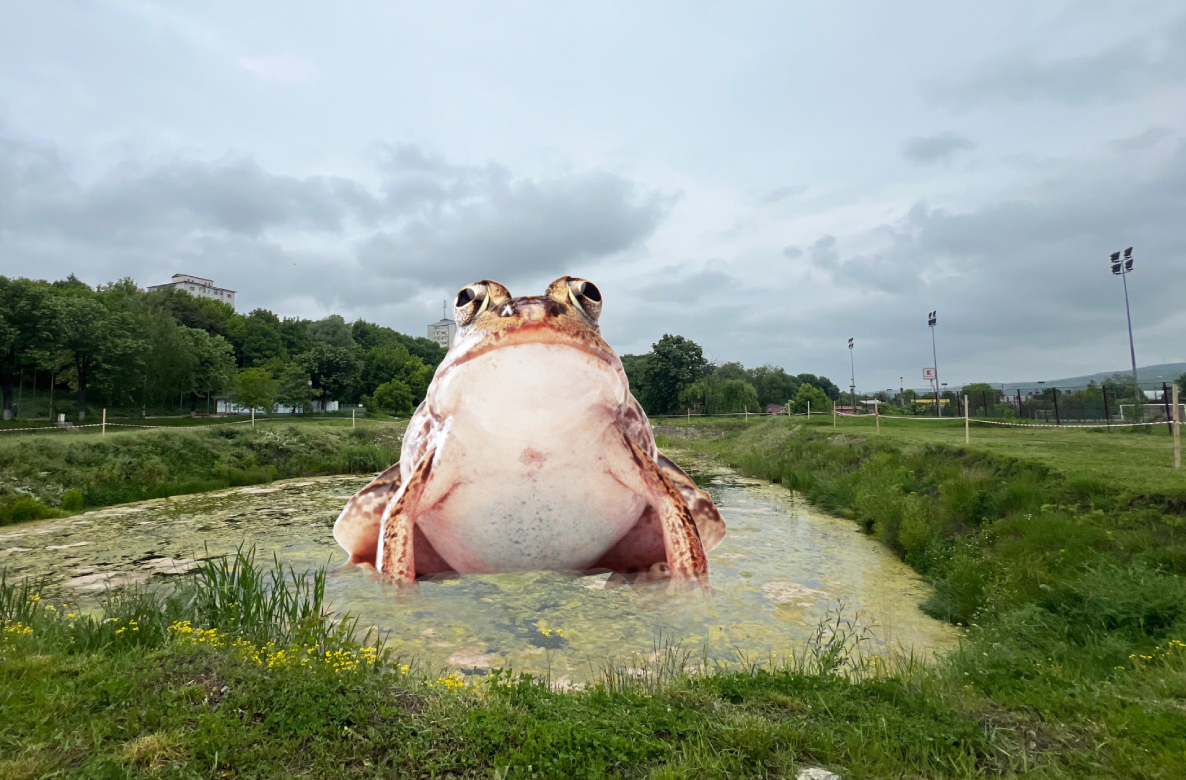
[0,456,958,681]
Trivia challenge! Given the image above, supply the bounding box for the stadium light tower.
[928,310,940,417]
[1110,247,1141,418]
[848,338,856,414]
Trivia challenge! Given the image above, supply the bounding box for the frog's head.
[441,276,613,366]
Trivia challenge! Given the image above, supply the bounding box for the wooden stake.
[964,395,970,444]
[833,407,836,427]
[807,401,810,419]
[252,407,255,429]
[102,408,106,437]
[876,403,880,434]
[352,408,356,428]
[1174,383,1181,470]
[745,405,748,423]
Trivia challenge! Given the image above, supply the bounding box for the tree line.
[622,334,840,417]
[1,275,839,422]
[0,275,446,420]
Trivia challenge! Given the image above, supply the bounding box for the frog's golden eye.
[455,280,512,326]
[567,278,602,321]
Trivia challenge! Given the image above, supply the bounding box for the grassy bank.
[0,551,1038,779]
[2,419,1184,777]
[0,421,404,523]
[667,417,1186,776]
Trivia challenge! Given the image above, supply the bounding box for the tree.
[638,334,709,415]
[796,373,841,400]
[0,277,57,419]
[241,309,286,367]
[185,328,237,410]
[274,363,313,414]
[297,343,360,408]
[308,315,355,349]
[746,365,800,407]
[619,353,650,401]
[56,294,109,420]
[234,368,277,412]
[790,383,831,414]
[680,375,759,415]
[369,379,415,415]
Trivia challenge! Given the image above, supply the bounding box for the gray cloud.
[1108,127,1174,153]
[761,185,807,204]
[901,132,975,164]
[781,245,803,259]
[933,19,1186,106]
[0,133,664,319]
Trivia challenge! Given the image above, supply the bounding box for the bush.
[0,497,62,526]
[60,488,85,511]
[339,445,394,474]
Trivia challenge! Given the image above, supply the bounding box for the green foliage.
[369,379,415,415]
[59,488,84,511]
[0,496,62,526]
[297,343,360,406]
[679,372,760,415]
[234,367,278,411]
[0,422,405,513]
[632,334,709,415]
[789,383,832,414]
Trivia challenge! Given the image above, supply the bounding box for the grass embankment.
[1,417,1183,777]
[0,421,403,525]
[667,416,1186,775]
[2,551,1026,779]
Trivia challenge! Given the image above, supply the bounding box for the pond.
[0,452,958,683]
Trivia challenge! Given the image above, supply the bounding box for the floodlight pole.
[1112,248,1140,419]
[929,312,941,417]
[848,338,856,415]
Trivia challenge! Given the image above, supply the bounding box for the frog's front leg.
[609,431,709,581]
[376,447,445,584]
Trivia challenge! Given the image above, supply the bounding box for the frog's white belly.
[415,343,648,574]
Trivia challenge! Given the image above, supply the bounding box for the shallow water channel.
[1,453,957,682]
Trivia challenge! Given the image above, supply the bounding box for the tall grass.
[0,548,363,655]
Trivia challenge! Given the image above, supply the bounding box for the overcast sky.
[2,1,1184,390]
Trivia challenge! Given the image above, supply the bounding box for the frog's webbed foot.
[333,461,403,566]
[610,432,710,584]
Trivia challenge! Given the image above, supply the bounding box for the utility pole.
[848,338,856,415]
[1110,248,1141,419]
[928,311,940,417]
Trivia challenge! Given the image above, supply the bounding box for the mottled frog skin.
[333,276,725,584]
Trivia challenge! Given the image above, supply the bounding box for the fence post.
[833,407,836,428]
[102,408,106,437]
[876,404,880,434]
[1102,385,1111,427]
[982,390,989,417]
[1163,383,1174,434]
[964,395,969,444]
[252,407,255,429]
[744,405,749,423]
[352,408,356,428]
[1016,390,1023,419]
[807,401,810,419]
[1052,388,1060,425]
[1174,383,1181,470]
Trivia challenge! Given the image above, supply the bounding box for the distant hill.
[999,363,1186,392]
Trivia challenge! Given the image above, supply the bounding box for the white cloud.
[237,54,321,85]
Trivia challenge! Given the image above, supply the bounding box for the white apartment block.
[148,274,237,309]
[427,317,456,348]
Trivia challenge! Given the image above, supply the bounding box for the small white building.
[148,274,237,310]
[427,301,456,348]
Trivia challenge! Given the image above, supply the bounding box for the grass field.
[2,415,1185,777]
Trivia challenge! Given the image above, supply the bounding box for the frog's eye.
[454,280,512,326]
[567,278,602,321]
[454,283,489,326]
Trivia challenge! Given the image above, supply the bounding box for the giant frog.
[333,276,725,584]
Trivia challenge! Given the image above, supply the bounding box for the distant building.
[427,300,456,349]
[148,274,237,310]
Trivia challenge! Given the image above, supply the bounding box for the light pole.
[1110,247,1141,419]
[848,338,856,414]
[928,311,940,417]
